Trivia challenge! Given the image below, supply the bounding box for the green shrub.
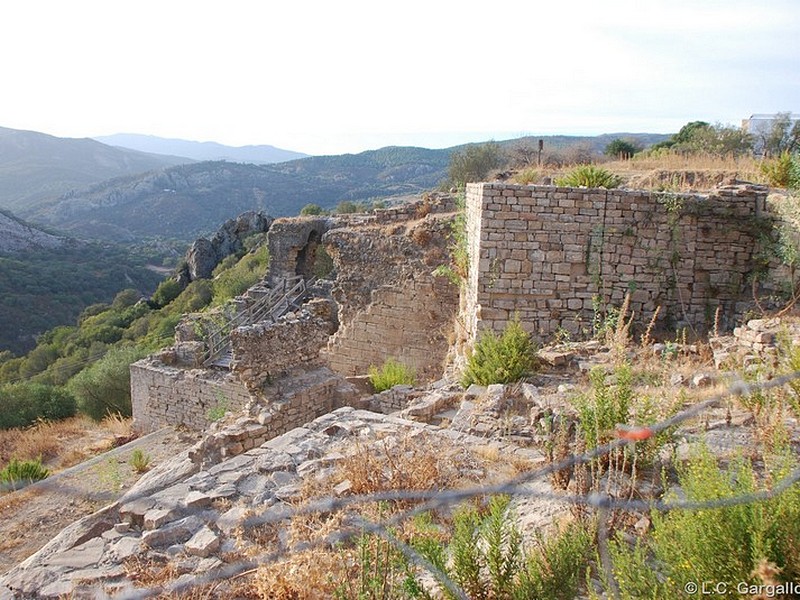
[0,383,76,429]
[410,496,593,599]
[0,457,49,488]
[760,152,800,189]
[368,358,416,392]
[516,521,594,600]
[461,319,536,387]
[151,278,183,308]
[607,444,800,599]
[448,141,505,187]
[211,245,269,305]
[555,165,622,188]
[67,345,146,420]
[300,203,325,215]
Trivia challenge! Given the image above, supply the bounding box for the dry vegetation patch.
[248,429,526,599]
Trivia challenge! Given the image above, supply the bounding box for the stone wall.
[465,182,775,340]
[130,361,252,433]
[325,274,458,380]
[230,298,336,393]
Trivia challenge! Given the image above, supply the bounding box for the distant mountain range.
[26,146,451,240]
[0,126,189,214]
[93,133,308,165]
[1,126,669,241]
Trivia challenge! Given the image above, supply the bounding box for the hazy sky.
[2,0,798,155]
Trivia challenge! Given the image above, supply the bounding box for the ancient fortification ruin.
[130,182,784,439]
[5,182,798,599]
[465,182,780,340]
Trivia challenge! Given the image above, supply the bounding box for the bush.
[555,165,622,188]
[0,457,49,488]
[411,496,593,599]
[448,141,505,187]
[461,319,536,387]
[67,345,146,420]
[608,444,800,598]
[368,358,415,392]
[761,152,800,189]
[300,203,325,215]
[0,383,76,429]
[151,278,183,308]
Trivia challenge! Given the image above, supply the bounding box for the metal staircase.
[203,275,312,368]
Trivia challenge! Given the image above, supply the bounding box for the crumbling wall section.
[466,182,775,340]
[325,275,457,380]
[230,298,336,394]
[266,216,333,282]
[323,215,458,381]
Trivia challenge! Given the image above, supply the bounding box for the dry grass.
[510,152,767,192]
[248,431,526,599]
[0,414,136,472]
[253,547,351,600]
[0,416,93,465]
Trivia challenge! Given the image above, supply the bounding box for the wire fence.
[6,368,800,599]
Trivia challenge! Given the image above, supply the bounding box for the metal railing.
[202,275,312,367]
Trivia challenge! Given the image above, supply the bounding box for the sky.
[1,0,798,155]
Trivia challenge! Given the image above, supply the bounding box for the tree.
[651,121,752,157]
[604,138,639,160]
[760,112,800,156]
[448,141,504,187]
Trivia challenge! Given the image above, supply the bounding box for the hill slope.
[28,146,451,240]
[0,208,63,254]
[0,127,191,213]
[94,133,308,164]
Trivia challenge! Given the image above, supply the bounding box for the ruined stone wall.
[230,298,336,393]
[130,361,252,433]
[466,182,774,340]
[325,274,457,380]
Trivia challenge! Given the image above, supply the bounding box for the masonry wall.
[230,299,335,393]
[324,274,458,381]
[130,361,252,433]
[466,182,773,340]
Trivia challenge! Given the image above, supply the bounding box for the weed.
[434,192,470,287]
[0,457,49,489]
[207,391,229,422]
[368,358,416,393]
[96,457,124,492]
[130,448,151,474]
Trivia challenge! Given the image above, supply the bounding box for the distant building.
[742,113,800,155]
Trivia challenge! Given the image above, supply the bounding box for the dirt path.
[0,427,196,574]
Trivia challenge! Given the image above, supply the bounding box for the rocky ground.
[1,316,799,598]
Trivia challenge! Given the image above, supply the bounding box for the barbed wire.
[94,368,800,599]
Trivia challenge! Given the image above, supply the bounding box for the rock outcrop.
[177,211,273,284]
[0,209,63,254]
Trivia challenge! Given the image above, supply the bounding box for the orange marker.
[615,425,654,441]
